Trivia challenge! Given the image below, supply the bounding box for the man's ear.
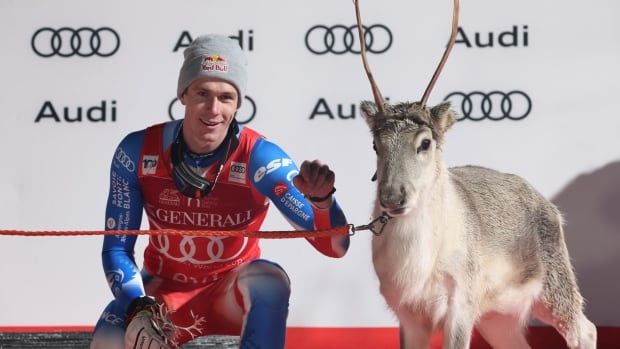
[179,93,187,106]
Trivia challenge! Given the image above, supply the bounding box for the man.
[90,34,350,349]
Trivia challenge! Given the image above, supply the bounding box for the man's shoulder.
[240,125,264,139]
[145,120,181,134]
[116,120,179,153]
[122,120,181,146]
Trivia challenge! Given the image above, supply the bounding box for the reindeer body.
[363,101,596,349]
[350,1,595,346]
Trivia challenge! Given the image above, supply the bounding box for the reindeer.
[352,1,597,348]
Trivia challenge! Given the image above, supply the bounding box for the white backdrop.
[0,0,619,327]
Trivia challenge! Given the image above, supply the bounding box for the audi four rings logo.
[231,164,246,173]
[444,91,532,121]
[31,27,120,58]
[305,24,393,55]
[153,236,248,264]
[114,147,135,172]
[168,96,256,124]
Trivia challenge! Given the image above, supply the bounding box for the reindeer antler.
[353,0,386,115]
[420,0,460,107]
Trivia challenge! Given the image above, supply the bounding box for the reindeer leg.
[534,214,597,349]
[396,308,433,349]
[442,293,475,349]
[442,316,474,349]
[532,301,596,349]
[476,312,531,349]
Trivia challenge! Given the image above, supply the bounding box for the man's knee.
[239,259,291,309]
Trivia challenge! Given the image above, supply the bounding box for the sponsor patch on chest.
[228,161,247,184]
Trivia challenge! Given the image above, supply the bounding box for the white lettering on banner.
[254,158,294,182]
[281,192,310,221]
[154,209,252,228]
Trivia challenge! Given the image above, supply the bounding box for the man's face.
[180,78,239,154]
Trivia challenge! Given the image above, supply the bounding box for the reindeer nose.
[379,185,408,209]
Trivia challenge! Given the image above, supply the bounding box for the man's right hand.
[124,309,171,349]
[124,297,172,349]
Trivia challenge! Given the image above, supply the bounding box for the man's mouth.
[200,118,221,127]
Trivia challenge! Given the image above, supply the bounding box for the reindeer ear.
[360,101,379,129]
[430,101,457,136]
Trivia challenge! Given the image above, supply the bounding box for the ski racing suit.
[91,120,349,348]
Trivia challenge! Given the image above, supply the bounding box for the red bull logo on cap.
[201,54,228,73]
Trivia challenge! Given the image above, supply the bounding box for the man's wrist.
[310,197,333,210]
[305,187,336,204]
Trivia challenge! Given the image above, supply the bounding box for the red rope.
[0,226,351,239]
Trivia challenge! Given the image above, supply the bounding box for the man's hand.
[125,310,171,349]
[124,297,172,349]
[293,160,336,208]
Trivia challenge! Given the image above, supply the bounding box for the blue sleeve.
[248,138,314,230]
[102,131,146,313]
[248,138,349,257]
[249,139,349,258]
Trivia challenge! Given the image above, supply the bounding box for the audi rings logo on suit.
[31,27,120,58]
[115,147,135,172]
[305,24,393,54]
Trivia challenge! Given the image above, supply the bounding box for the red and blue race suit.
[92,120,349,348]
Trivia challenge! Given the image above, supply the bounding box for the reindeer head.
[361,100,456,215]
[353,0,460,216]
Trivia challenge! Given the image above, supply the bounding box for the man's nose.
[207,97,221,114]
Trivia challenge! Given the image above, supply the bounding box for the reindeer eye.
[372,141,377,153]
[417,139,431,153]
